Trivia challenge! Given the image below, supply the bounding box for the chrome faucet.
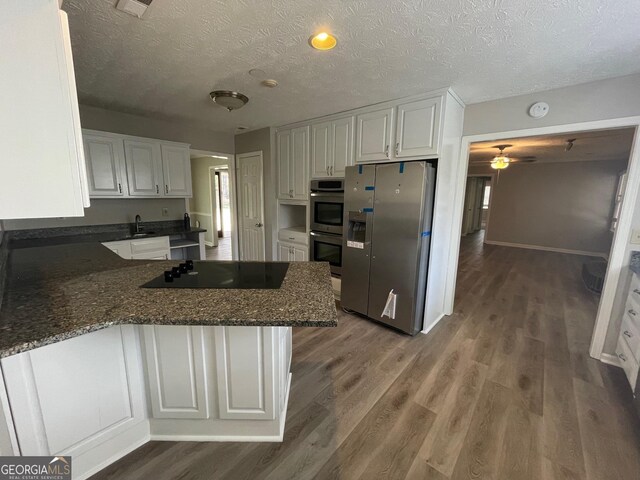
[134,214,142,233]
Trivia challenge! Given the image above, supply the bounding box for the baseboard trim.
[421,312,446,336]
[483,240,607,258]
[600,352,622,368]
[149,433,283,443]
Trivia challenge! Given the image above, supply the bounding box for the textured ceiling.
[469,127,636,165]
[63,0,640,134]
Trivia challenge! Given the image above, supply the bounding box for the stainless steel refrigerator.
[341,161,436,335]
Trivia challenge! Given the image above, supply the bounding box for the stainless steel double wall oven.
[309,179,344,275]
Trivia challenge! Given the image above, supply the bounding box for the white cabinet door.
[395,97,441,158]
[277,130,292,199]
[311,121,332,179]
[102,240,132,259]
[161,144,192,197]
[214,326,276,420]
[83,133,127,197]
[355,107,394,163]
[1,327,145,457]
[292,245,308,261]
[124,139,162,196]
[277,242,292,261]
[0,2,89,219]
[291,126,309,200]
[142,326,209,419]
[331,116,354,177]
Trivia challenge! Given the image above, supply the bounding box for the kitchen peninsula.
[0,240,337,480]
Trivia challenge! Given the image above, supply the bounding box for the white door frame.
[188,149,239,260]
[236,151,266,261]
[445,116,640,362]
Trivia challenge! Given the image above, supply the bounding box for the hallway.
[92,231,640,480]
[205,236,232,261]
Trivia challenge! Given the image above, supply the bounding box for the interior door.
[355,107,393,163]
[124,139,162,196]
[394,97,441,158]
[311,121,332,179]
[161,144,192,196]
[83,133,127,197]
[238,152,265,261]
[331,116,354,177]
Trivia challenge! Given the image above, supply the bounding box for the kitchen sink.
[130,231,156,238]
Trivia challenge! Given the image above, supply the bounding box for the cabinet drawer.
[621,313,640,362]
[628,272,640,305]
[278,228,308,245]
[130,237,169,255]
[624,294,640,330]
[616,336,639,391]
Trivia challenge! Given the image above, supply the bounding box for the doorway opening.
[189,150,238,260]
[454,127,635,381]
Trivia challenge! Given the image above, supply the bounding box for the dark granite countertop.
[0,242,337,358]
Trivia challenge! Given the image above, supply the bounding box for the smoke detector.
[116,0,152,18]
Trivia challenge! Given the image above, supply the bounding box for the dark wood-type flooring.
[92,231,640,480]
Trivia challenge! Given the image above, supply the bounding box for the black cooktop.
[141,261,290,289]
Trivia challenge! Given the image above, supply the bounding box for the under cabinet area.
[277,241,307,261]
[84,129,192,199]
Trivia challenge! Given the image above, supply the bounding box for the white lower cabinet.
[615,270,640,392]
[142,326,209,419]
[278,241,308,261]
[103,237,170,260]
[1,326,148,479]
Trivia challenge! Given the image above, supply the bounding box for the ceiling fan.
[474,144,537,170]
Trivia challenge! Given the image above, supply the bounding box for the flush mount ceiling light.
[309,32,337,50]
[209,90,249,111]
[491,144,512,170]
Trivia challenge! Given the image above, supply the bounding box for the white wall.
[190,157,230,246]
[462,73,640,357]
[3,198,186,230]
[80,105,235,153]
[472,160,626,255]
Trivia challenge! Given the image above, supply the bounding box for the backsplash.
[8,220,185,241]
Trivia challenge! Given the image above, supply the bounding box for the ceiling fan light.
[491,156,510,169]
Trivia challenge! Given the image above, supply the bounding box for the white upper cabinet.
[395,97,441,158]
[0,1,90,220]
[161,144,192,197]
[311,122,332,178]
[277,127,308,200]
[331,116,354,177]
[291,126,309,200]
[83,131,192,198]
[84,133,127,197]
[356,107,394,163]
[310,117,354,179]
[124,139,163,197]
[277,130,292,199]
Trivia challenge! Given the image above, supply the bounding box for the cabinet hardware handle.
[156,185,159,194]
[395,142,399,156]
[288,237,295,240]
[384,144,389,158]
[629,309,637,316]
[624,330,633,338]
[330,165,333,176]
[619,353,627,362]
[255,222,264,227]
[165,185,169,194]
[326,166,329,176]
[634,288,640,295]
[118,183,122,193]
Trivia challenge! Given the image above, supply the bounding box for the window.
[482,185,491,209]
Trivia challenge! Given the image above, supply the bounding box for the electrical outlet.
[631,229,640,245]
[162,208,169,217]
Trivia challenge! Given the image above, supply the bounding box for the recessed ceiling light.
[209,90,249,111]
[309,32,337,51]
[261,79,278,88]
